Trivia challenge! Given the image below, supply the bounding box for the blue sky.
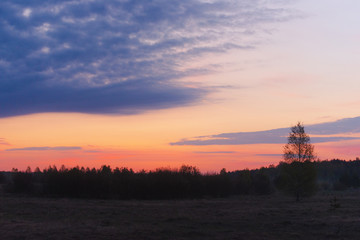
[0,0,360,171]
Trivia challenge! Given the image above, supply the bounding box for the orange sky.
[1,112,359,172]
[1,0,360,172]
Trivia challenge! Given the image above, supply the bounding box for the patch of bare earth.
[1,191,360,239]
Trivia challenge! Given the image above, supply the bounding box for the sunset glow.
[1,0,360,172]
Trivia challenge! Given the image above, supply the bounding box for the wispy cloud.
[256,154,283,157]
[0,138,10,145]
[194,151,237,154]
[171,116,360,146]
[306,117,360,135]
[0,0,297,117]
[6,146,82,151]
[83,150,102,153]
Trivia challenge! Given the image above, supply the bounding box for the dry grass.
[1,191,360,239]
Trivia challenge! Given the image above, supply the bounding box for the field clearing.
[1,191,360,239]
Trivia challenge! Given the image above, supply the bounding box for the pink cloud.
[0,138,10,146]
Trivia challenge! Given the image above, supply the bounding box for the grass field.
[1,191,360,239]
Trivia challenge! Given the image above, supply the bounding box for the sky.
[1,0,360,172]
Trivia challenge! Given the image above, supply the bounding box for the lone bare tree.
[283,122,316,162]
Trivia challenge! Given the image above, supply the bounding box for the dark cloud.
[306,117,360,135]
[171,117,360,146]
[5,146,82,151]
[0,0,295,117]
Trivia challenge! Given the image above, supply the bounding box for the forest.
[1,158,360,200]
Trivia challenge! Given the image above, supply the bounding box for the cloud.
[194,151,237,154]
[306,117,360,135]
[256,154,283,157]
[6,146,82,151]
[83,150,102,153]
[0,0,296,117]
[171,116,360,146]
[0,138,10,145]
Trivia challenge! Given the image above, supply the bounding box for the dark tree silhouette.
[277,122,317,201]
[283,122,316,162]
[0,172,5,184]
[276,161,317,201]
[5,160,360,199]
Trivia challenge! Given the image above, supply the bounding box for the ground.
[1,191,360,239]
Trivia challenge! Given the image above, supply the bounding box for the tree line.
[0,158,359,200]
[1,122,359,200]
[1,165,274,199]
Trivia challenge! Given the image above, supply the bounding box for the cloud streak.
[0,138,10,145]
[171,117,360,146]
[5,146,82,151]
[256,154,283,157]
[0,0,296,117]
[194,151,237,154]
